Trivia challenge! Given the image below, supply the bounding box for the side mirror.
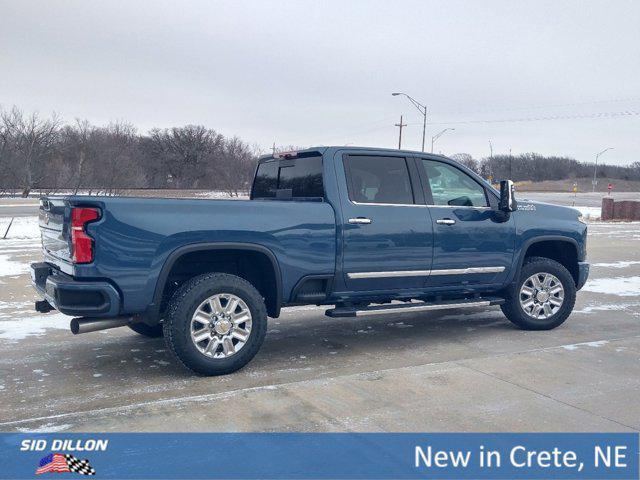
[499,180,517,212]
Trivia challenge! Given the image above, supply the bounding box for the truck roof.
[259,146,451,161]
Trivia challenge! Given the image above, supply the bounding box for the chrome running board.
[325,297,504,318]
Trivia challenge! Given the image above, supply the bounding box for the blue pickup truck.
[31,147,589,375]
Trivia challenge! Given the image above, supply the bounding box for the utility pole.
[395,115,407,150]
[488,140,494,183]
[509,148,512,179]
[272,142,276,155]
[592,147,613,192]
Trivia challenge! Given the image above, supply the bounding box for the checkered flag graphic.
[64,454,96,475]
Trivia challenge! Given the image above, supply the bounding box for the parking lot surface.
[1,218,639,433]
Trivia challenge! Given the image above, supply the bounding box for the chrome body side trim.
[430,266,505,276]
[346,266,505,279]
[347,270,430,279]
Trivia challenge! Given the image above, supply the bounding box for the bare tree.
[1,107,60,196]
[451,153,479,173]
[60,119,96,194]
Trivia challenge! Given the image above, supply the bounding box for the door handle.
[436,218,456,225]
[348,217,372,224]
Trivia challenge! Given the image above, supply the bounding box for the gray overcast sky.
[1,0,639,164]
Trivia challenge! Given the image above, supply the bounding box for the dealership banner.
[1,433,637,479]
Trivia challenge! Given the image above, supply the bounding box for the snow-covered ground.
[0,216,40,239]
[571,205,601,220]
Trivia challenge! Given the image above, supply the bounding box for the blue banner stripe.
[2,433,638,479]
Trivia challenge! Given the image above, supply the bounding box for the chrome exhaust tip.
[70,317,131,335]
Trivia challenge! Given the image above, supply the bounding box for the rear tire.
[128,323,164,338]
[501,256,576,330]
[163,273,267,376]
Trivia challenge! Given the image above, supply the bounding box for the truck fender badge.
[518,203,536,211]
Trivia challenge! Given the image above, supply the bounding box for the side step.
[325,297,505,318]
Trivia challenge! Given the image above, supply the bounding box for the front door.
[416,158,515,288]
[338,152,434,292]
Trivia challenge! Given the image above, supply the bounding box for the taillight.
[71,207,100,264]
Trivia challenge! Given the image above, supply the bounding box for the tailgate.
[39,198,73,270]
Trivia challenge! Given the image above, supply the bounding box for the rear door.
[338,152,434,292]
[416,157,515,288]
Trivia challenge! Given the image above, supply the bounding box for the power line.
[430,96,640,116]
[405,109,640,126]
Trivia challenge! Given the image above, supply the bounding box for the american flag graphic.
[36,453,96,475]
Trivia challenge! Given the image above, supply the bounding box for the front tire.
[163,273,267,375]
[501,256,576,330]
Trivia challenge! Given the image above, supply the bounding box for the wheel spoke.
[531,275,543,288]
[209,296,223,314]
[232,313,251,326]
[521,298,535,309]
[223,337,235,355]
[225,297,240,315]
[204,338,221,355]
[543,303,553,317]
[549,296,563,307]
[521,286,535,297]
[549,285,563,295]
[192,327,211,343]
[231,328,250,342]
[193,310,210,325]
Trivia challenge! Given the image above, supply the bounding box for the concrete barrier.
[601,197,640,221]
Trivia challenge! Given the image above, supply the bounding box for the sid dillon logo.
[21,438,106,476]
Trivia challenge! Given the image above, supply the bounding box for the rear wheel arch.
[150,243,282,321]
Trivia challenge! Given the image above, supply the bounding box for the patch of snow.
[562,340,609,351]
[16,423,71,433]
[195,191,249,200]
[0,252,31,277]
[0,313,72,341]
[572,206,601,220]
[582,276,640,297]
[592,261,640,269]
[0,216,40,239]
[574,303,640,314]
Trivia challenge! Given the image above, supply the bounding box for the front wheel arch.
[511,237,580,288]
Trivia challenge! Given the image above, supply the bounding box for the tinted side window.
[421,160,488,207]
[344,155,414,205]
[252,156,324,199]
[252,160,278,198]
[278,156,324,198]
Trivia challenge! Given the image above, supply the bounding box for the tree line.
[1,106,639,197]
[451,153,640,182]
[0,106,259,196]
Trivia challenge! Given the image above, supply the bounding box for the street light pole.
[431,128,455,153]
[392,93,427,152]
[592,147,613,193]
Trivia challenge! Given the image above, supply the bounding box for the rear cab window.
[343,155,415,205]
[251,153,324,200]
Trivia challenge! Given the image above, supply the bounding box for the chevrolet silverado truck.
[31,147,589,375]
